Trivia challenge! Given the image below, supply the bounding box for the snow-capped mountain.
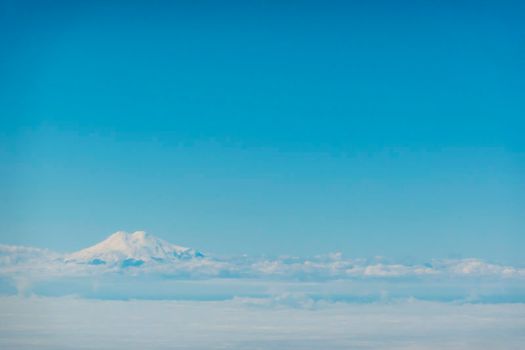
[66,231,204,266]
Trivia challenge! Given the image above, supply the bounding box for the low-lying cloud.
[1,243,524,280]
[1,243,524,302]
[1,296,524,350]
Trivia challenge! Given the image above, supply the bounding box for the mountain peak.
[67,231,204,266]
[131,231,147,239]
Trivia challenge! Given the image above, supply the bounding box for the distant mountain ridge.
[66,231,204,266]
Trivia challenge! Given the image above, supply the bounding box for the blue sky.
[1,0,524,262]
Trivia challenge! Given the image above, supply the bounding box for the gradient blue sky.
[1,0,524,262]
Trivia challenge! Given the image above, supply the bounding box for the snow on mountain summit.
[67,231,204,266]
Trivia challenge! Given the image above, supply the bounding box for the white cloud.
[1,296,524,350]
[2,243,525,281]
[1,242,524,301]
[437,258,525,277]
[4,232,522,283]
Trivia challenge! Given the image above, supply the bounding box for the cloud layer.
[2,237,524,349]
[2,243,524,280]
[1,241,524,302]
[1,296,524,350]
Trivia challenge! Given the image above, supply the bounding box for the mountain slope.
[66,231,204,266]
